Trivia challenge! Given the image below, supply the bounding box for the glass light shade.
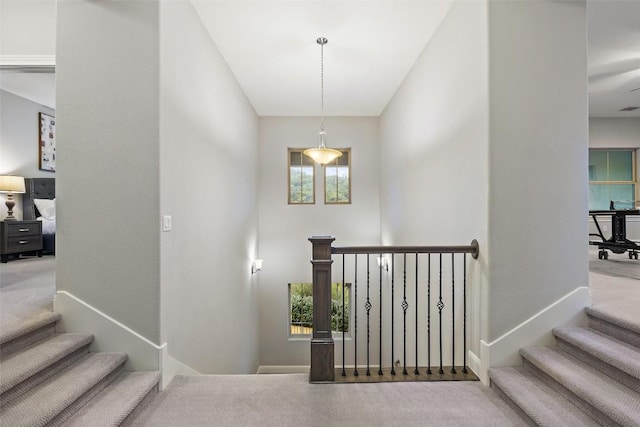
[0,175,25,193]
[303,147,343,165]
[303,131,343,165]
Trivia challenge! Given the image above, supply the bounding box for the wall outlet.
[162,215,172,232]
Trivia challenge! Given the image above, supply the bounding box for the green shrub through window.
[289,282,350,336]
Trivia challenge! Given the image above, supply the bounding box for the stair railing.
[308,236,479,383]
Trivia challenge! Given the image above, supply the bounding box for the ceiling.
[1,0,639,118]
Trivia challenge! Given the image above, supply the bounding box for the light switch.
[163,215,172,232]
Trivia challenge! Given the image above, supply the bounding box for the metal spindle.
[366,254,371,376]
[414,253,419,375]
[438,253,444,375]
[451,254,456,374]
[342,254,346,377]
[390,254,396,376]
[354,255,359,376]
[378,253,383,376]
[463,253,468,374]
[427,254,432,375]
[402,253,408,375]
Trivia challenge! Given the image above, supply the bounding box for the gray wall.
[0,89,55,220]
[487,0,589,341]
[159,1,260,374]
[257,116,380,367]
[379,0,489,359]
[56,0,161,343]
[0,0,55,56]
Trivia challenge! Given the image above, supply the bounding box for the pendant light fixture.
[303,37,343,165]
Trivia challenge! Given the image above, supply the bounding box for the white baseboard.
[468,350,481,377]
[54,291,166,373]
[160,347,200,390]
[478,286,590,385]
[257,365,310,374]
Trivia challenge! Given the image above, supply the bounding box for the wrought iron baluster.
[402,253,408,375]
[414,253,419,375]
[378,253,383,376]
[342,254,346,377]
[438,253,444,375]
[451,254,456,374]
[463,253,468,374]
[354,255,359,376]
[366,254,371,376]
[427,254,432,375]
[391,254,396,376]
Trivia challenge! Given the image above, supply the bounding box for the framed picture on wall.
[39,112,56,172]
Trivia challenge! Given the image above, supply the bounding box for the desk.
[589,209,640,260]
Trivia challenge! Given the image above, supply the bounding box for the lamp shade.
[303,147,343,165]
[0,175,26,193]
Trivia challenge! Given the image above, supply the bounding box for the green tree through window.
[325,149,351,204]
[289,282,350,336]
[289,149,315,204]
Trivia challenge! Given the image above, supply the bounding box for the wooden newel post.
[308,236,335,382]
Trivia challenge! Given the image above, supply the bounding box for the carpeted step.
[554,326,640,393]
[0,333,94,403]
[586,304,640,348]
[0,352,127,427]
[61,371,160,427]
[0,311,61,358]
[521,346,640,426]
[489,366,599,426]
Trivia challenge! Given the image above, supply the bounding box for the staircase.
[0,309,160,426]
[489,305,640,426]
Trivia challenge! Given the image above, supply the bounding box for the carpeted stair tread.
[61,371,160,427]
[521,346,640,426]
[554,326,640,380]
[0,310,61,344]
[489,366,599,426]
[0,352,127,427]
[0,333,94,395]
[586,304,640,335]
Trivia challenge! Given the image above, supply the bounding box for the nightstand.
[0,220,43,263]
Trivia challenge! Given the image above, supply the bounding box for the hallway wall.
[379,0,489,361]
[159,1,260,374]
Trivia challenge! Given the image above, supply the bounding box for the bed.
[22,178,55,255]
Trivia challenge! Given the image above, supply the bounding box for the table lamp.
[0,175,26,221]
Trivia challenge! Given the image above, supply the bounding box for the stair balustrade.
[308,236,479,383]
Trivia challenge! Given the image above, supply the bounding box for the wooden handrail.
[332,240,479,259]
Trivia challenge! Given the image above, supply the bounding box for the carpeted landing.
[132,373,525,426]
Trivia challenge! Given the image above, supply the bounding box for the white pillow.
[34,198,56,220]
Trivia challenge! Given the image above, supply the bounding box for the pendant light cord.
[319,37,325,133]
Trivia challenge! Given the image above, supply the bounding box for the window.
[589,149,637,210]
[288,149,314,204]
[324,149,351,204]
[289,282,350,337]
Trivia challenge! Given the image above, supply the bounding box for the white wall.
[590,118,640,149]
[159,1,260,374]
[258,116,380,367]
[379,0,489,360]
[487,0,589,340]
[56,0,161,343]
[0,0,56,56]
[0,89,55,220]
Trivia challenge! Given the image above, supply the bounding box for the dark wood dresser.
[0,220,43,263]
